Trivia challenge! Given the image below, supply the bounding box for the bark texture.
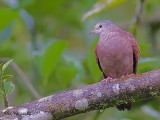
[0,69,160,120]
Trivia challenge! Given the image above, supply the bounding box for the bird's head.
[90,20,113,35]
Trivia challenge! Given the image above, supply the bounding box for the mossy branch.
[0,69,160,120]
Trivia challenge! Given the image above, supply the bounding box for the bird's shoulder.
[120,29,140,61]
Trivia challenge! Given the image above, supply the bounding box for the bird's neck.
[99,27,120,42]
[99,32,108,41]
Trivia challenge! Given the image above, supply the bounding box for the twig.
[130,0,145,35]
[0,58,41,99]
[0,69,160,120]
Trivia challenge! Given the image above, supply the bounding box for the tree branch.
[0,69,160,120]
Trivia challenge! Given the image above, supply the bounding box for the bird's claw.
[101,76,112,83]
[121,73,135,78]
[121,74,129,78]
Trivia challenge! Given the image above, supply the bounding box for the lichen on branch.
[0,69,160,120]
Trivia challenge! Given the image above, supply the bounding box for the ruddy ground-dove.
[90,20,140,111]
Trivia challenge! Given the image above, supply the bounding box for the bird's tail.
[116,103,131,111]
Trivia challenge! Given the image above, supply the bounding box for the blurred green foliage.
[41,41,68,79]
[0,60,14,107]
[0,8,18,31]
[0,0,160,119]
[88,39,101,83]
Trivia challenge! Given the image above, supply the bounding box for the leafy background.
[0,0,160,119]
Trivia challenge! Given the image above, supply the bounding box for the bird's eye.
[99,25,102,28]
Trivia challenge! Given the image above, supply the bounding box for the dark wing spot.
[99,25,102,28]
[97,58,102,71]
[97,59,107,78]
[133,52,137,74]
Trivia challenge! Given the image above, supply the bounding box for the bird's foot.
[125,74,130,77]
[130,73,135,76]
[121,73,135,78]
[101,76,112,83]
[121,74,129,78]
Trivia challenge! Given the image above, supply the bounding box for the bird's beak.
[89,29,97,35]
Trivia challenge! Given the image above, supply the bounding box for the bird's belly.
[97,40,133,78]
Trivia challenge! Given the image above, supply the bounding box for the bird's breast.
[97,37,130,57]
[96,34,133,78]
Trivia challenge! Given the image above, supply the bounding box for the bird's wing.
[94,45,102,72]
[95,46,107,78]
[126,32,140,73]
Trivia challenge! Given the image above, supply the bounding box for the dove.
[90,20,140,111]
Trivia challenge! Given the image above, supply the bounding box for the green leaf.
[146,0,160,13]
[83,0,128,20]
[2,59,13,72]
[137,57,160,73]
[56,66,78,88]
[139,44,151,53]
[33,53,42,73]
[2,75,13,80]
[0,8,18,32]
[19,0,36,7]
[4,81,15,95]
[88,39,101,83]
[63,54,85,81]
[106,0,128,8]
[0,23,13,44]
[41,41,68,77]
